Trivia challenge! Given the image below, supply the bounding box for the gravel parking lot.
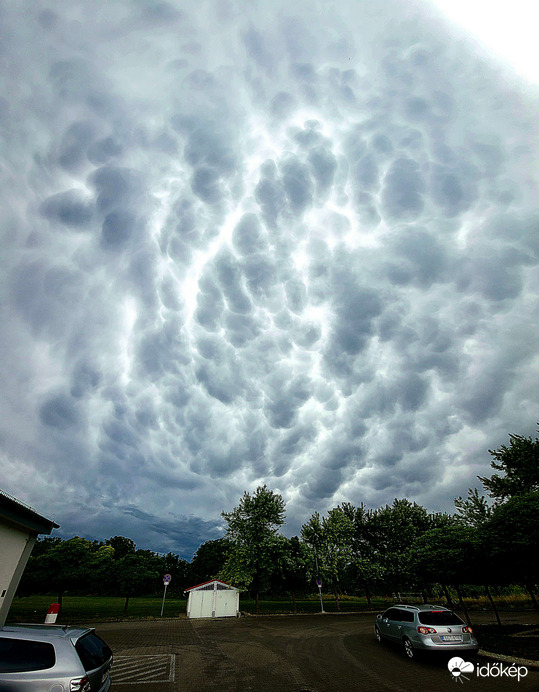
[95,612,539,692]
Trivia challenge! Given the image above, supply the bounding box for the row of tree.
[19,430,539,616]
[217,430,539,613]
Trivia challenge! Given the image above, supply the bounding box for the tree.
[368,499,431,593]
[301,506,354,609]
[189,538,232,587]
[479,430,539,501]
[340,503,383,606]
[113,551,162,615]
[454,488,492,527]
[105,536,137,559]
[25,537,96,608]
[277,536,311,610]
[480,492,539,609]
[220,485,286,613]
[408,525,479,624]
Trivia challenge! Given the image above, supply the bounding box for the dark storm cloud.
[308,146,338,193]
[39,393,80,430]
[430,161,479,216]
[55,120,96,170]
[280,155,313,215]
[382,157,426,219]
[101,210,138,248]
[232,213,264,256]
[138,319,191,379]
[385,227,449,287]
[195,276,225,331]
[265,374,312,430]
[255,162,287,225]
[89,166,145,213]
[40,190,93,228]
[70,361,102,399]
[1,0,538,556]
[329,270,384,357]
[214,250,252,314]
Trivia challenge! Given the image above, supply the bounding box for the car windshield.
[418,611,464,626]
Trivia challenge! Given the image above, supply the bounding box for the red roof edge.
[184,579,238,592]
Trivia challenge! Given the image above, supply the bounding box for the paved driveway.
[94,612,539,692]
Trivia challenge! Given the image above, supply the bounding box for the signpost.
[316,579,324,613]
[161,574,172,616]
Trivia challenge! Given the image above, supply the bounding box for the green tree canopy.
[454,487,493,527]
[479,430,539,500]
[480,492,539,587]
[189,538,232,586]
[220,485,286,612]
[301,505,354,609]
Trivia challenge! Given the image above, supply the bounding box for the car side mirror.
[376,614,382,620]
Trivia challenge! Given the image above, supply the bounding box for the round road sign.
[163,574,172,584]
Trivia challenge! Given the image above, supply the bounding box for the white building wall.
[0,522,36,627]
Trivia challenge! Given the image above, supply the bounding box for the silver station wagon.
[375,604,479,660]
[0,624,113,691]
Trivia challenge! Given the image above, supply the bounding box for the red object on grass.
[45,603,60,623]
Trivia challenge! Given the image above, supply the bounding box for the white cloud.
[0,0,537,557]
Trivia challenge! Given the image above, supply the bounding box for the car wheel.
[375,626,382,642]
[403,637,415,659]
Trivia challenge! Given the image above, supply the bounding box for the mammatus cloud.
[0,0,537,558]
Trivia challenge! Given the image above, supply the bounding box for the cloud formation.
[0,0,537,558]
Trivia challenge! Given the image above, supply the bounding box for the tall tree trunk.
[365,586,372,609]
[484,585,502,626]
[333,588,340,611]
[255,591,259,615]
[441,583,455,609]
[455,584,473,627]
[123,594,130,616]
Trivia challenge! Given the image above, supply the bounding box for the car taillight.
[70,676,90,692]
[462,626,473,634]
[417,626,437,635]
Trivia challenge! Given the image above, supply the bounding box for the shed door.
[214,590,236,617]
[192,590,214,618]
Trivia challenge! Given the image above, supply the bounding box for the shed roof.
[0,489,59,535]
[184,579,240,592]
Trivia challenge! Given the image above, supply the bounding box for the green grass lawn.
[7,594,390,624]
[7,595,189,623]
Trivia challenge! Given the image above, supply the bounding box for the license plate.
[441,635,462,642]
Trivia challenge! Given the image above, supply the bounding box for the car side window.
[75,632,113,671]
[384,608,399,620]
[399,610,415,622]
[0,638,56,673]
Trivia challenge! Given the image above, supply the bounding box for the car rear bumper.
[414,638,479,653]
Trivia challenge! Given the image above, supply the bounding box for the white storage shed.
[185,579,240,619]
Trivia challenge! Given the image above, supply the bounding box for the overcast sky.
[1,0,537,559]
